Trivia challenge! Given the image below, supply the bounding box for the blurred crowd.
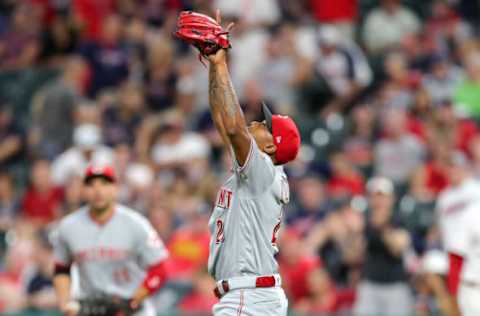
[0,0,479,315]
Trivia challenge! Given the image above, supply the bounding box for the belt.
[214,274,281,298]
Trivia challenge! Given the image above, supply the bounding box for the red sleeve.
[142,261,168,294]
[447,252,464,296]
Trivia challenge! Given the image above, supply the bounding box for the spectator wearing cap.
[51,124,114,186]
[305,25,372,114]
[21,160,63,225]
[362,0,421,54]
[353,177,413,316]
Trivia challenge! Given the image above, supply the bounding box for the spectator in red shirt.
[411,140,451,200]
[278,229,322,303]
[72,0,115,41]
[166,208,210,279]
[177,270,218,315]
[21,160,63,225]
[294,267,356,315]
[327,151,365,199]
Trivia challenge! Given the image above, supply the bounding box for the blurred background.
[0,0,478,315]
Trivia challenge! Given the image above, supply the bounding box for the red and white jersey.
[460,202,480,283]
[436,178,480,256]
[208,139,290,281]
[53,204,168,299]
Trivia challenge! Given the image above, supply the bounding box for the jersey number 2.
[271,221,281,247]
[215,219,225,244]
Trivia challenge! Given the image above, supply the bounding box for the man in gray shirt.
[53,165,169,316]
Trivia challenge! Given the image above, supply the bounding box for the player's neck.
[89,204,115,225]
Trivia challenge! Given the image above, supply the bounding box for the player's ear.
[264,143,276,156]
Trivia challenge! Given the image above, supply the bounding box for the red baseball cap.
[84,165,116,184]
[262,103,301,165]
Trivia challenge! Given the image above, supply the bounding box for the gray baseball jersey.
[208,139,290,281]
[53,204,168,299]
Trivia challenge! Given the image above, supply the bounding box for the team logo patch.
[216,188,233,210]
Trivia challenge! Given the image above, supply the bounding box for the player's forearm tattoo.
[209,64,241,127]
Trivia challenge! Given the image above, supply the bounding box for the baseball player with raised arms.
[175,10,301,316]
[52,165,169,316]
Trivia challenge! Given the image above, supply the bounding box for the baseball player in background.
[196,11,301,316]
[436,151,480,315]
[53,165,169,316]
[457,198,480,316]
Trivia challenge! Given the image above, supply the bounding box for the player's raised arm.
[207,47,251,165]
[175,10,251,166]
[206,11,250,165]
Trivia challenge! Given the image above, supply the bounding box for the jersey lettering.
[216,188,233,209]
[216,219,225,244]
[74,248,131,262]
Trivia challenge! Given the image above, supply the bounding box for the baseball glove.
[78,298,139,316]
[174,11,231,57]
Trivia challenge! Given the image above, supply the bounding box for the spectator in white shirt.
[375,108,425,186]
[362,0,421,54]
[51,124,114,186]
